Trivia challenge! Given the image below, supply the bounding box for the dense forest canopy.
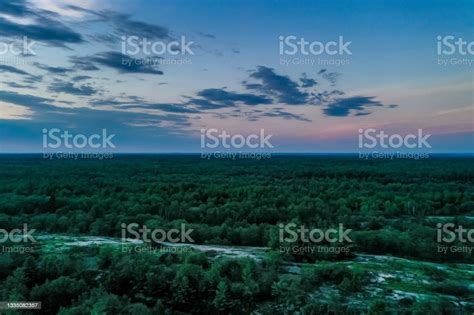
[1,155,472,261]
[0,155,473,314]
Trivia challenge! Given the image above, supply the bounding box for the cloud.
[87,52,164,75]
[0,0,32,16]
[0,64,41,83]
[69,56,100,71]
[186,98,224,110]
[189,88,272,109]
[198,32,216,39]
[323,96,389,117]
[320,71,340,86]
[300,73,317,88]
[120,103,200,114]
[183,67,396,120]
[260,110,311,122]
[89,97,130,107]
[1,81,36,89]
[0,1,84,47]
[197,88,272,106]
[0,90,53,110]
[241,82,263,90]
[0,64,32,76]
[33,62,73,75]
[108,12,170,41]
[0,90,193,134]
[312,89,345,105]
[71,75,92,82]
[90,96,200,114]
[67,5,170,42]
[70,52,164,75]
[22,75,43,85]
[248,66,309,105]
[48,81,97,96]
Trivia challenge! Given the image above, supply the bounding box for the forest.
[0,155,473,314]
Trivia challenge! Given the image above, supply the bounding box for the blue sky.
[0,0,472,153]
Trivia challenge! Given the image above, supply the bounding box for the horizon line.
[1,152,473,156]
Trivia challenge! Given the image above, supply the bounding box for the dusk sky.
[0,0,472,153]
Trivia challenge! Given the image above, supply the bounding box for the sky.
[0,0,472,153]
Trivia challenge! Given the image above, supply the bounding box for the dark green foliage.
[0,155,472,313]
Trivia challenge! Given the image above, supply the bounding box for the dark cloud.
[187,98,224,110]
[320,71,340,86]
[323,96,386,117]
[87,33,119,45]
[183,67,397,120]
[300,73,317,88]
[48,81,97,96]
[219,107,310,122]
[127,115,192,128]
[198,88,272,106]
[241,82,263,90]
[89,98,125,107]
[198,32,216,39]
[70,52,163,75]
[2,81,35,89]
[0,64,41,83]
[120,103,200,114]
[65,5,103,18]
[189,88,272,109]
[69,56,100,71]
[0,64,31,76]
[0,90,53,110]
[72,75,92,82]
[88,52,164,75]
[245,67,395,118]
[22,75,43,85]
[33,62,72,75]
[109,12,170,40]
[260,110,311,122]
[90,96,199,114]
[312,90,345,105]
[0,90,192,134]
[67,5,170,41]
[248,66,309,105]
[0,2,83,47]
[0,0,32,17]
